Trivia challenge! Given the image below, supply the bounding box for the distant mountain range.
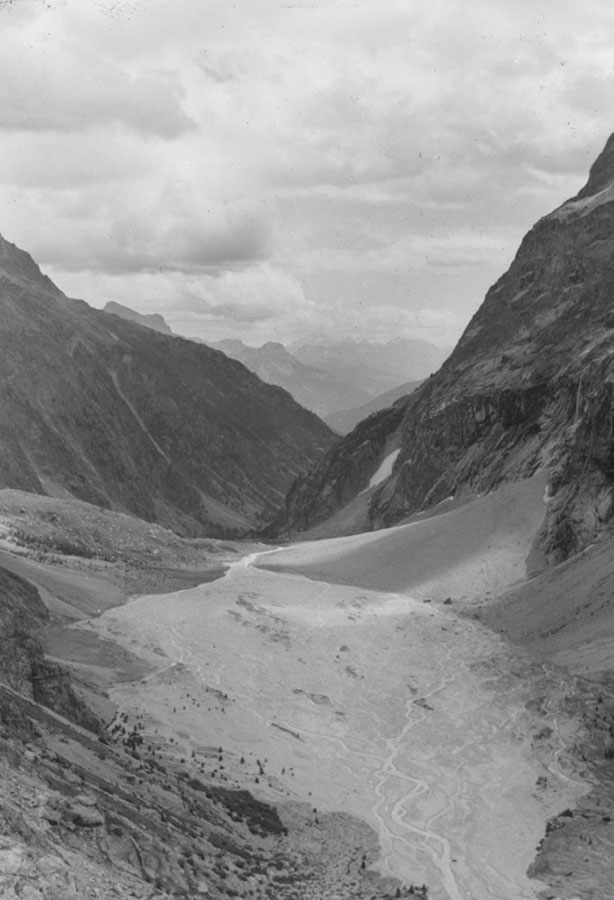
[289,337,449,397]
[207,338,369,417]
[103,303,448,421]
[0,234,335,536]
[207,337,447,418]
[275,133,614,561]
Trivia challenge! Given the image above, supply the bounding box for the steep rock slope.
[209,338,370,416]
[0,235,335,535]
[0,566,100,732]
[279,134,614,558]
[270,401,406,535]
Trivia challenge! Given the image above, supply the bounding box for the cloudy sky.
[0,0,612,347]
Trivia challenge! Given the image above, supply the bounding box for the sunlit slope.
[258,474,548,599]
[482,533,614,676]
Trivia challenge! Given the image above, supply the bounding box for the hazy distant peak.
[213,338,248,352]
[104,301,173,335]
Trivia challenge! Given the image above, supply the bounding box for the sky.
[0,0,613,348]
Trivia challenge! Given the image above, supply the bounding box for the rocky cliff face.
[278,134,614,559]
[0,235,336,535]
[0,566,100,733]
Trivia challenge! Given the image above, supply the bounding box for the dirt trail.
[87,549,588,900]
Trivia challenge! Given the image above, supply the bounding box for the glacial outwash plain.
[3,136,614,900]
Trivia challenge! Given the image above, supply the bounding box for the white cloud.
[0,18,193,137]
[1,0,613,348]
[52,262,319,345]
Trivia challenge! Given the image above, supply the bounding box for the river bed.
[87,549,588,900]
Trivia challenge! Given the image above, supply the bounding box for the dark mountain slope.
[0,234,335,535]
[278,134,614,559]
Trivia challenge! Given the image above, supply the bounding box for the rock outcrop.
[0,234,336,536]
[277,133,614,560]
[0,566,101,734]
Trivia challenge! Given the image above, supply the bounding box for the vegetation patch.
[207,786,287,836]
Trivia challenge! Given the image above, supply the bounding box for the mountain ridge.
[276,132,614,560]
[324,379,422,434]
[0,233,336,536]
[104,300,173,335]
[208,337,369,416]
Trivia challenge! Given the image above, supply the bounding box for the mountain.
[289,337,449,398]
[0,234,335,535]
[104,300,174,335]
[276,133,614,560]
[324,379,422,434]
[209,338,370,416]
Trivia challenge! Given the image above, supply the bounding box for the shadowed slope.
[0,233,335,535]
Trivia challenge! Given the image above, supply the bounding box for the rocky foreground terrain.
[278,133,614,562]
[0,466,613,899]
[0,491,411,900]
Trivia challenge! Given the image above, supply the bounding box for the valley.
[33,475,608,900]
[85,552,586,900]
[2,116,614,900]
[1,471,614,899]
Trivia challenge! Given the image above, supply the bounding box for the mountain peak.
[260,341,288,354]
[0,233,61,296]
[104,301,173,335]
[575,132,614,200]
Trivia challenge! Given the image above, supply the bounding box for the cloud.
[51,259,460,347]
[1,0,614,349]
[52,261,319,345]
[4,184,272,276]
[0,29,193,137]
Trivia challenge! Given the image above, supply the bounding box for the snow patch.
[369,449,400,489]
